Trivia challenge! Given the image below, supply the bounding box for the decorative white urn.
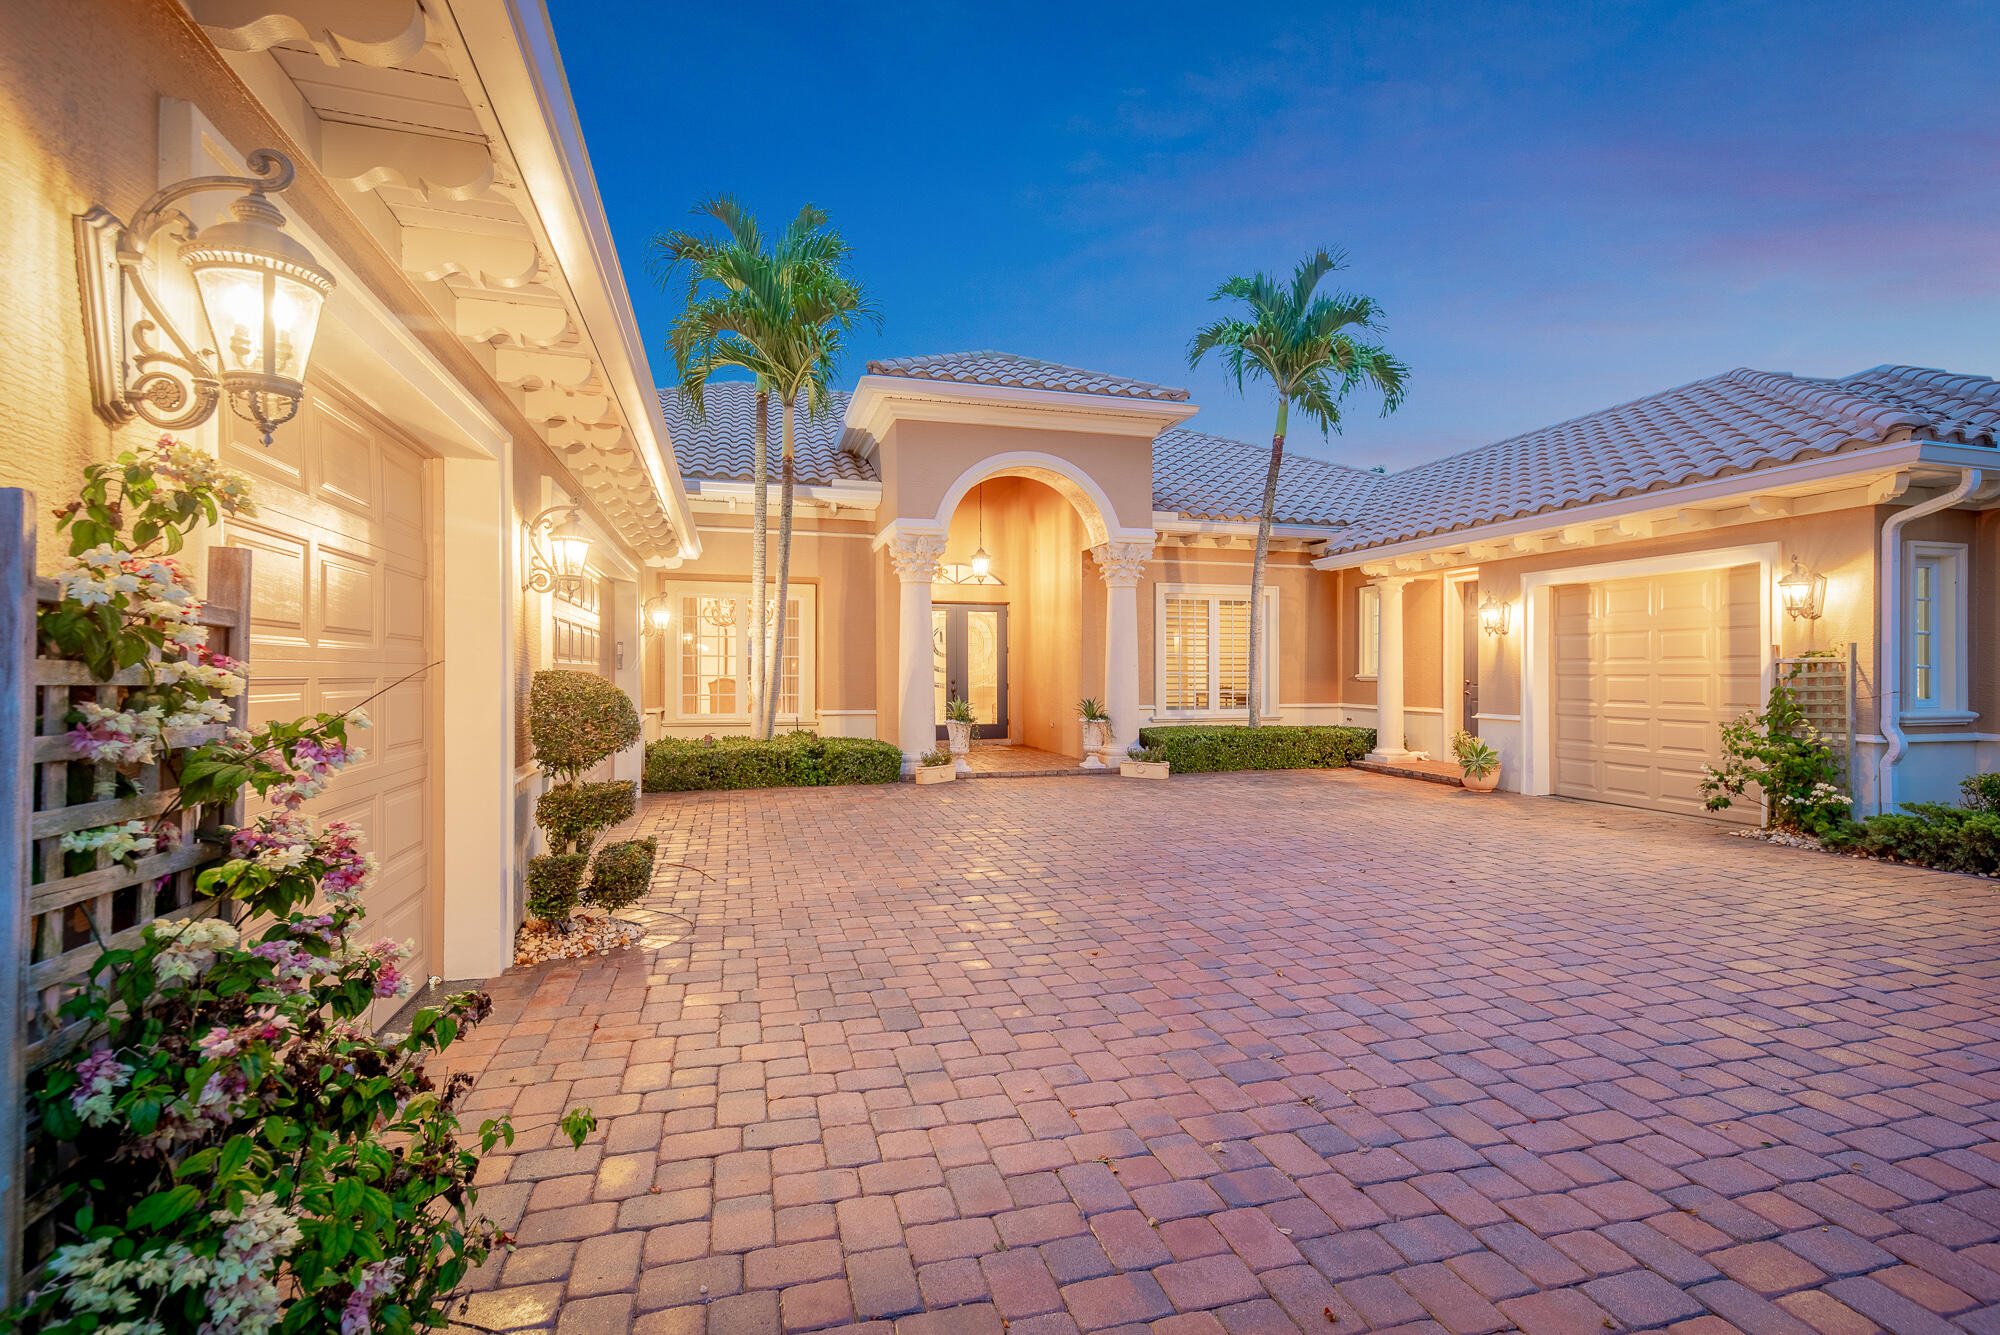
[945,719,973,775]
[1079,719,1111,769]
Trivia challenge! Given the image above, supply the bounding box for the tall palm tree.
[1188,248,1408,727]
[650,199,873,739]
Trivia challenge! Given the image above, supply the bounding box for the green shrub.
[642,734,905,792]
[585,837,656,913]
[918,747,952,767]
[526,852,587,925]
[530,669,642,783]
[1127,745,1166,763]
[1134,724,1375,774]
[537,779,637,855]
[1699,678,1849,835]
[1961,772,2000,814]
[1826,803,2000,876]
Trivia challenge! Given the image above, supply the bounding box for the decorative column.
[1368,575,1415,762]
[888,532,948,771]
[1091,541,1151,766]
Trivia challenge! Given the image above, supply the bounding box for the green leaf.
[129,1182,202,1228]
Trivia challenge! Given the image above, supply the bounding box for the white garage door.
[221,384,439,1014]
[1553,565,1760,822]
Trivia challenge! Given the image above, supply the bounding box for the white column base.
[1365,748,1421,764]
[1079,755,1106,770]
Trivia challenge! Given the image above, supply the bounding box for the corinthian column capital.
[886,532,949,583]
[1090,540,1152,588]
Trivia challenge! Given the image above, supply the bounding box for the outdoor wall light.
[1478,592,1511,636]
[1778,555,1827,620]
[523,504,593,596]
[77,148,334,446]
[642,594,673,634]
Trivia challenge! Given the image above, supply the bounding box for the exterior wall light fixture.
[642,594,673,634]
[1778,555,1827,620]
[77,148,334,446]
[524,504,592,596]
[1478,592,1511,636]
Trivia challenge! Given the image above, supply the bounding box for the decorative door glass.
[932,604,1009,739]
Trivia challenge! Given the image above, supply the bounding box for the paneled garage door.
[1553,565,1760,822]
[221,384,439,1013]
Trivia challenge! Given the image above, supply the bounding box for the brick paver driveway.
[449,771,2000,1335]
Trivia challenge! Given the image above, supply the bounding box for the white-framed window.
[1155,584,1278,717]
[1906,542,1967,716]
[1357,584,1381,679]
[670,581,817,725]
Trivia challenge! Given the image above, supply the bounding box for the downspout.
[1876,465,1982,815]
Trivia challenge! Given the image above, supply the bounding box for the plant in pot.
[944,695,975,774]
[915,746,957,784]
[1078,697,1113,769]
[525,670,656,954]
[1121,743,1170,780]
[1450,728,1502,792]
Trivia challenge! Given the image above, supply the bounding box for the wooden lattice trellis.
[1,487,252,1299]
[1777,642,1858,796]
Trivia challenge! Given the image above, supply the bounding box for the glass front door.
[934,603,1008,740]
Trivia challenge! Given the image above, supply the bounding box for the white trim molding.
[1903,540,1969,721]
[1152,582,1280,723]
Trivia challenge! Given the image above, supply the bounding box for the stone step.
[1352,758,1465,787]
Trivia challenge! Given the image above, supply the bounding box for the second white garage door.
[1552,565,1761,822]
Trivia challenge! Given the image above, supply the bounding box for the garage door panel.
[1553,565,1758,824]
[223,383,438,1026]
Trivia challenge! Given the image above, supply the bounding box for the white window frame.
[1152,583,1279,720]
[1905,542,1968,719]
[1356,584,1381,680]
[668,580,818,727]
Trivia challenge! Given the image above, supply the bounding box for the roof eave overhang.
[1312,439,1996,573]
[685,477,883,512]
[841,375,1200,459]
[433,0,700,563]
[1152,512,1340,541]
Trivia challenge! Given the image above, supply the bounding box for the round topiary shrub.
[526,852,588,927]
[537,779,638,855]
[530,669,642,784]
[584,837,657,914]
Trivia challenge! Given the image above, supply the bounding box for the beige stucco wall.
[877,419,1155,536]
[1139,545,1337,720]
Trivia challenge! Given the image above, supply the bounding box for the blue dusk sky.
[552,1,1998,471]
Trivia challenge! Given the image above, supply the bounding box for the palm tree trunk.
[1246,401,1288,728]
[749,388,770,739]
[765,391,798,739]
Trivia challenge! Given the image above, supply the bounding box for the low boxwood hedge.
[643,732,905,792]
[1134,724,1376,774]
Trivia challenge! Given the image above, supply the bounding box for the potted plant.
[1078,697,1113,769]
[914,746,957,784]
[944,695,975,774]
[1121,744,1170,780]
[1451,728,1502,792]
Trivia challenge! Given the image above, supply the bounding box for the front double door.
[934,603,1009,740]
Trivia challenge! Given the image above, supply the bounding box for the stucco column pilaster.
[888,533,949,770]
[1368,575,1416,762]
[1092,541,1150,762]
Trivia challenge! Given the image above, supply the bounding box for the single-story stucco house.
[647,356,2000,829]
[5,0,1998,995]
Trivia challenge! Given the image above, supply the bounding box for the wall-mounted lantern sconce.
[642,594,673,635]
[523,504,593,597]
[1778,555,1827,621]
[1478,592,1511,636]
[77,148,334,446]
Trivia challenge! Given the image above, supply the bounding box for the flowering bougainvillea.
[17,439,595,1333]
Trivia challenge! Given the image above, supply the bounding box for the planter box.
[1120,760,1170,780]
[914,765,956,785]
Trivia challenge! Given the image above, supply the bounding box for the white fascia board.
[434,0,702,561]
[1152,512,1339,542]
[1311,439,1984,572]
[842,375,1200,457]
[687,478,883,511]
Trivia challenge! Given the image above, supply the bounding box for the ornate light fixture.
[1778,555,1827,620]
[523,504,593,596]
[76,148,334,446]
[1478,592,1511,636]
[968,481,995,580]
[642,594,673,635]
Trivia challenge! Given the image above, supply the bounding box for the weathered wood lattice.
[1,486,252,1298]
[1776,642,1858,795]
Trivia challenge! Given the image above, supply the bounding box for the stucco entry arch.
[930,450,1150,549]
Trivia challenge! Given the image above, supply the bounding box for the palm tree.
[650,199,873,739]
[1188,248,1408,727]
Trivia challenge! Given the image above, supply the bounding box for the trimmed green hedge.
[643,732,905,792]
[1134,724,1376,774]
[585,837,657,913]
